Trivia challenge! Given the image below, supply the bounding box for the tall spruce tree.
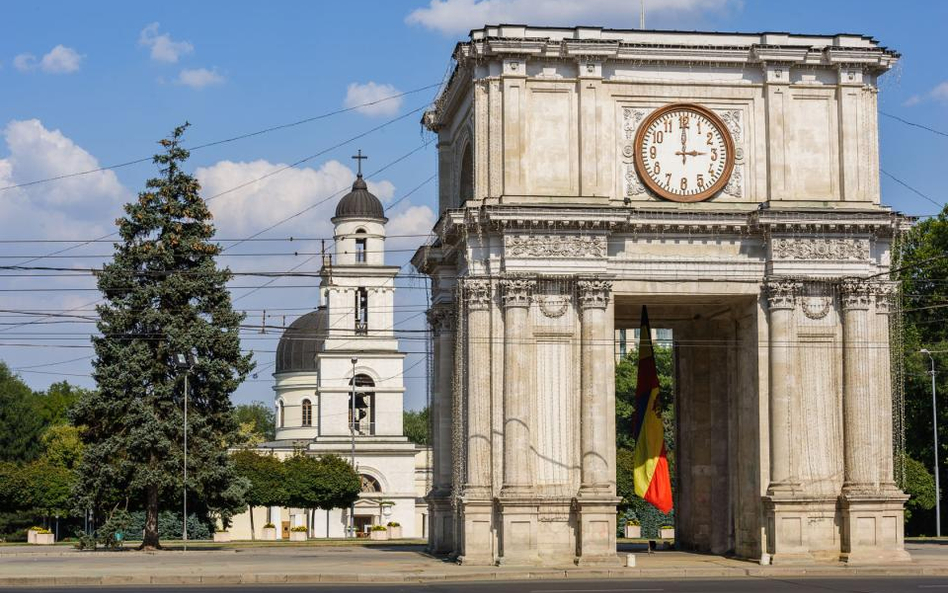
[72,124,253,549]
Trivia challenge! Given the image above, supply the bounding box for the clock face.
[633,103,735,203]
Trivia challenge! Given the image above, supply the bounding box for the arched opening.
[355,228,367,263]
[348,374,375,435]
[355,287,369,334]
[458,142,473,206]
[360,474,382,493]
[301,398,312,427]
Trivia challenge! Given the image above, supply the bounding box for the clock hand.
[674,150,707,157]
[680,128,688,165]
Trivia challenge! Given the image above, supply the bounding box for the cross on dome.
[352,149,368,176]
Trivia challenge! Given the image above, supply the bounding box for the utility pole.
[640,0,646,29]
[350,357,358,538]
[174,351,197,551]
[922,348,941,537]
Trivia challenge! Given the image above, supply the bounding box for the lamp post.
[173,350,197,550]
[922,348,941,538]
[350,357,358,538]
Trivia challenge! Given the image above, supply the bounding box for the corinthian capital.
[872,280,899,315]
[461,278,492,311]
[766,279,800,311]
[839,278,872,311]
[501,277,536,309]
[577,280,613,310]
[426,307,455,334]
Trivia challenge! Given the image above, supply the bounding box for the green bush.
[386,521,400,527]
[370,525,387,531]
[263,522,275,529]
[120,511,212,541]
[618,497,675,539]
[290,526,307,532]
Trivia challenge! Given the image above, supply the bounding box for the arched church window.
[301,399,312,427]
[355,228,367,263]
[278,400,285,428]
[355,287,369,335]
[458,142,473,206]
[349,374,375,435]
[360,474,381,493]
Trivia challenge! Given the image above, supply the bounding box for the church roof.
[275,308,326,374]
[334,175,387,221]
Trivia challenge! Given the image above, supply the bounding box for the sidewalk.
[0,542,946,586]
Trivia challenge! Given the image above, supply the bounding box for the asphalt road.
[6,577,948,592]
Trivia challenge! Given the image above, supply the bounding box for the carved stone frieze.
[622,107,647,141]
[766,279,800,311]
[505,235,606,258]
[801,296,832,320]
[501,277,536,309]
[771,238,870,261]
[839,278,872,310]
[577,280,613,310]
[462,278,492,311]
[723,165,743,198]
[720,109,743,144]
[872,280,899,314]
[536,293,571,318]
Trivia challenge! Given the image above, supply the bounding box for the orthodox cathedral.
[228,160,431,540]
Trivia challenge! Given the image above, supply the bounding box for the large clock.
[633,103,735,203]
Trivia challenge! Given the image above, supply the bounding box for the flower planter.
[34,532,55,545]
[659,527,675,540]
[624,524,641,539]
[213,531,231,543]
[262,527,277,541]
[369,529,389,541]
[27,529,38,544]
[289,530,307,542]
[387,525,402,539]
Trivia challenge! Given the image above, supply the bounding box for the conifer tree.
[72,124,253,549]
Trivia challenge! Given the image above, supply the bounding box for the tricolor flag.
[632,306,674,513]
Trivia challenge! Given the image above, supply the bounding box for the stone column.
[500,277,536,495]
[839,278,910,563]
[840,278,875,491]
[766,279,799,491]
[578,280,613,492]
[575,279,621,565]
[458,278,494,564]
[426,306,456,554]
[873,281,898,487]
[497,276,538,565]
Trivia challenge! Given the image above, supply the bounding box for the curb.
[2,565,948,587]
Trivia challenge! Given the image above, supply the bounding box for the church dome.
[275,309,326,374]
[334,175,387,221]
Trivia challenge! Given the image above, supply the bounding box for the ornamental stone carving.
[873,280,899,314]
[427,307,455,334]
[501,277,536,309]
[462,278,492,311]
[771,238,870,261]
[577,280,613,310]
[766,279,800,310]
[505,235,607,258]
[839,278,872,310]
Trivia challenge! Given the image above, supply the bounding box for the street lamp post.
[350,357,358,539]
[922,348,941,538]
[173,351,198,551]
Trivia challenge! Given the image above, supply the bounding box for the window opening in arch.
[355,287,368,335]
[360,474,381,493]
[355,228,367,263]
[459,142,473,206]
[301,399,312,427]
[278,401,285,428]
[349,374,376,435]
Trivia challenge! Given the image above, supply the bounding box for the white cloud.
[139,23,194,63]
[903,81,948,107]
[387,205,436,239]
[195,159,398,238]
[177,67,225,89]
[406,0,735,35]
[40,45,82,73]
[343,82,403,116]
[13,45,82,74]
[13,53,36,72]
[0,119,127,239]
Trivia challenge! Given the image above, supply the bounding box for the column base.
[574,494,622,566]
[426,493,456,555]
[457,496,494,565]
[762,494,839,563]
[839,488,911,564]
[497,496,540,565]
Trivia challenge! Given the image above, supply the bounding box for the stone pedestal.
[575,496,623,566]
[839,490,911,564]
[427,493,455,554]
[457,497,494,565]
[763,495,839,564]
[497,498,539,565]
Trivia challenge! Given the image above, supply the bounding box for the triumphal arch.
[412,25,907,566]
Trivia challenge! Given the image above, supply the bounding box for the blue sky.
[0,0,945,410]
